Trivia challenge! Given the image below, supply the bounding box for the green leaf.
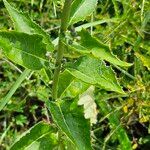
[135,52,150,70]
[47,100,92,150]
[69,0,98,25]
[10,121,57,150]
[74,30,132,67]
[0,31,47,70]
[97,100,132,150]
[3,0,54,51]
[67,56,125,94]
[58,70,89,98]
[75,18,118,31]
[0,69,30,111]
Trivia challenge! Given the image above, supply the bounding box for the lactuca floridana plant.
[0,0,133,149]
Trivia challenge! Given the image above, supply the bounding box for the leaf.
[3,0,54,51]
[47,100,92,150]
[135,52,150,70]
[76,30,132,67]
[78,86,98,124]
[0,69,30,111]
[67,56,125,94]
[75,18,118,32]
[10,121,57,150]
[69,0,98,25]
[58,70,89,98]
[0,31,47,70]
[98,100,132,150]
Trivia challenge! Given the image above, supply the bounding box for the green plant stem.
[52,0,72,100]
[0,69,30,111]
[113,65,135,80]
[58,130,65,150]
[0,123,12,145]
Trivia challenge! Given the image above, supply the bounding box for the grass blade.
[0,69,30,111]
[98,100,132,150]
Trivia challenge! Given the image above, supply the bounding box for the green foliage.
[3,0,54,51]
[0,31,47,70]
[67,56,124,93]
[58,70,89,98]
[98,100,132,150]
[69,0,98,25]
[0,0,150,149]
[0,69,30,111]
[78,30,132,67]
[10,122,57,150]
[135,52,150,70]
[47,100,92,150]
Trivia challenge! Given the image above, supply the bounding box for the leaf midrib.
[50,103,75,143]
[10,47,48,62]
[68,68,116,87]
[24,131,51,150]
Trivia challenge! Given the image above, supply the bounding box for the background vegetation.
[0,0,150,149]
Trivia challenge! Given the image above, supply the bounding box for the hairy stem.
[52,0,72,100]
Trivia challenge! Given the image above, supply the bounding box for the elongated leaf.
[3,0,54,51]
[58,70,89,98]
[75,30,132,67]
[52,19,118,47]
[10,122,57,150]
[0,31,47,70]
[69,0,98,25]
[135,52,150,70]
[67,56,125,94]
[47,100,92,150]
[0,69,30,111]
[98,100,132,150]
[75,18,118,31]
